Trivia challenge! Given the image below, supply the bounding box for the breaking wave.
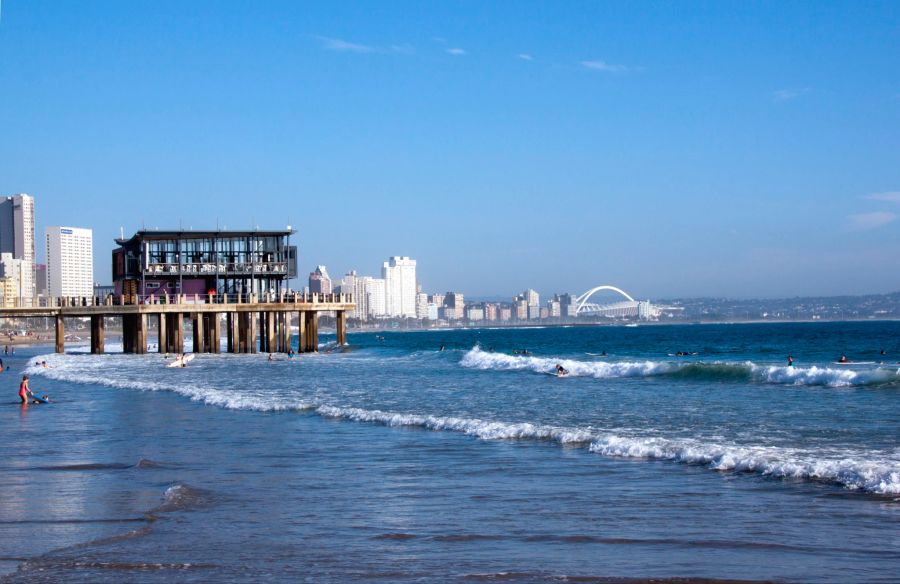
[315,405,900,496]
[24,353,900,496]
[459,347,900,387]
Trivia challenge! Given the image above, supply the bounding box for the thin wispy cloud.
[446,48,467,56]
[864,191,900,203]
[316,36,413,55]
[318,37,374,53]
[581,60,628,73]
[773,87,811,101]
[517,53,534,61]
[848,211,897,231]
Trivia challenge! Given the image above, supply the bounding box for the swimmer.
[18,375,33,405]
[839,355,847,363]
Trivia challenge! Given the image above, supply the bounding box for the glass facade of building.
[113,230,297,298]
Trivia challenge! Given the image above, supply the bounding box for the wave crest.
[459,347,900,387]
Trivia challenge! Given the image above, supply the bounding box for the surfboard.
[31,395,49,404]
[833,361,875,365]
[543,371,569,378]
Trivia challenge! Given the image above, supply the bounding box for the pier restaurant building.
[112,229,297,300]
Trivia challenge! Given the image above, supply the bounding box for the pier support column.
[208,313,221,353]
[191,313,204,354]
[90,315,105,354]
[281,312,291,353]
[273,312,282,353]
[336,311,347,346]
[304,312,318,352]
[55,315,65,354]
[135,314,147,354]
[226,313,234,353]
[238,312,249,353]
[297,311,306,353]
[265,312,276,354]
[122,315,134,354]
[249,312,258,354]
[158,313,167,353]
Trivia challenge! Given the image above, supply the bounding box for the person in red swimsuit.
[18,375,33,404]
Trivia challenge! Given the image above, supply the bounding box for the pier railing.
[0,292,353,308]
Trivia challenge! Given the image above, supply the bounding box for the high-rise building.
[308,265,332,294]
[429,293,445,309]
[547,299,561,318]
[498,307,512,321]
[513,296,528,320]
[382,256,417,318]
[484,303,498,321]
[465,306,484,321]
[340,270,368,319]
[558,293,578,318]
[525,288,540,307]
[0,194,35,299]
[34,263,47,296]
[415,292,430,319]
[444,291,465,320]
[45,226,94,297]
[362,277,386,318]
[0,253,30,303]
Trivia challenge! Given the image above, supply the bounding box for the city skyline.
[1,2,899,298]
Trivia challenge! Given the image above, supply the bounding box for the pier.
[0,292,353,354]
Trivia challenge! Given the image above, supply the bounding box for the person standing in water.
[787,355,793,367]
[18,375,33,404]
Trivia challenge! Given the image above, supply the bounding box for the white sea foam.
[459,347,900,387]
[459,347,672,378]
[590,435,900,495]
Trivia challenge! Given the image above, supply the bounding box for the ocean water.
[1,321,899,583]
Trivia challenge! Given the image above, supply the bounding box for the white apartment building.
[46,226,94,297]
[0,253,30,302]
[415,292,430,319]
[340,270,369,320]
[362,276,386,318]
[525,288,540,307]
[0,194,35,299]
[382,256,417,318]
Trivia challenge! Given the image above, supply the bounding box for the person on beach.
[18,375,33,404]
[787,355,793,367]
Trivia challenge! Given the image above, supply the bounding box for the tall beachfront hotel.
[382,256,417,318]
[46,226,94,297]
[0,193,36,299]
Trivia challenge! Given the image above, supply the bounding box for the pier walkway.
[0,292,354,355]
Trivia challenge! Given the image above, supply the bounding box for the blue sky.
[1,1,898,299]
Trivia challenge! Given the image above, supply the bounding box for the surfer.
[555,364,569,377]
[839,355,847,363]
[268,353,274,361]
[439,344,445,352]
[18,375,33,404]
[787,355,793,367]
